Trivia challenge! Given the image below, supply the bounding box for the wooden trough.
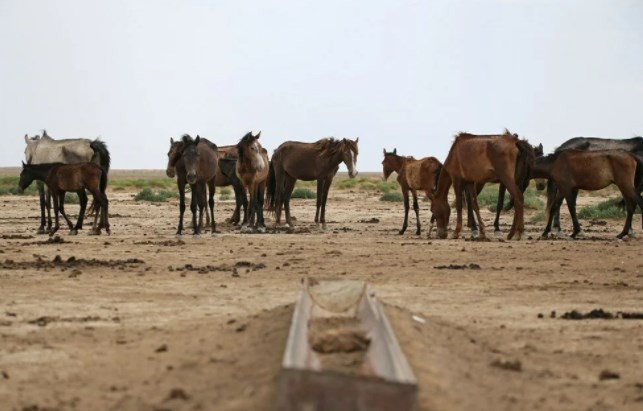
[277,278,418,411]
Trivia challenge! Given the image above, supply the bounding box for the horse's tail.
[265,160,276,213]
[100,166,108,195]
[90,139,111,174]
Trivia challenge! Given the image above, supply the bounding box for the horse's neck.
[532,157,553,178]
[434,169,452,200]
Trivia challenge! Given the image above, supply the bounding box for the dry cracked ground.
[1,183,642,411]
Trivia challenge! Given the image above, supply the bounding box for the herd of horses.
[15,130,643,240]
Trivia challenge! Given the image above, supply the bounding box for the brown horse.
[382,149,441,235]
[18,162,110,236]
[267,137,359,229]
[166,135,218,236]
[534,150,643,239]
[431,131,535,240]
[166,140,247,226]
[236,132,270,233]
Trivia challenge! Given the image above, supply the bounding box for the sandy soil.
[1,184,642,411]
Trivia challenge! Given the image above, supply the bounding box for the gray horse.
[24,130,111,234]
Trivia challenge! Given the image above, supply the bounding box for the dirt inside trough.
[308,316,371,376]
[1,184,643,410]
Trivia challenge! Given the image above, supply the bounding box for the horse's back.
[32,138,94,164]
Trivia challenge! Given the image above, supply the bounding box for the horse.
[381,148,441,235]
[543,136,643,232]
[431,131,535,240]
[18,162,110,236]
[236,132,270,233]
[166,135,218,236]
[24,130,110,234]
[166,139,247,227]
[267,137,359,229]
[533,150,643,239]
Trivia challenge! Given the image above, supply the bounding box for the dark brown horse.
[544,136,643,232]
[166,135,218,236]
[267,137,359,229]
[382,149,441,235]
[18,162,110,236]
[431,131,535,240]
[236,132,270,233]
[533,150,643,239]
[166,139,247,227]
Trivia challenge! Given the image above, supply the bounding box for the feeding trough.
[277,278,418,411]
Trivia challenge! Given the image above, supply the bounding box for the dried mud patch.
[0,255,144,271]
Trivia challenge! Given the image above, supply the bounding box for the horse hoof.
[37,228,47,235]
[193,234,201,239]
[69,229,78,236]
[257,226,266,234]
[211,232,217,237]
[471,229,480,238]
[240,225,251,233]
[398,230,405,235]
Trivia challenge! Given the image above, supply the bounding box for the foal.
[382,149,441,235]
[18,162,110,236]
[534,150,643,239]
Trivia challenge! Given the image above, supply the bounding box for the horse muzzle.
[186,173,197,185]
[349,170,358,179]
[437,228,447,239]
[166,168,175,178]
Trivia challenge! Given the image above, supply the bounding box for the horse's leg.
[320,177,333,230]
[452,178,463,239]
[72,190,88,234]
[494,183,506,233]
[283,177,296,228]
[563,189,581,238]
[46,187,53,233]
[100,190,110,235]
[256,183,267,233]
[176,179,186,236]
[465,186,479,236]
[400,187,410,235]
[468,184,487,239]
[204,184,211,229]
[37,181,47,234]
[190,184,199,236]
[412,189,421,236]
[208,180,216,235]
[231,182,243,225]
[50,193,60,237]
[58,192,75,232]
[498,175,524,241]
[242,183,256,233]
[197,184,205,232]
[314,179,323,224]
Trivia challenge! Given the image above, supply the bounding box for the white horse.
[24,130,110,234]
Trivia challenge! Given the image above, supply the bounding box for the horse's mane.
[24,162,64,171]
[315,138,357,158]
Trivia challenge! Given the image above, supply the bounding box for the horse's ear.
[383,148,386,156]
[255,131,261,139]
[21,161,26,167]
[393,148,397,154]
[170,137,174,144]
[195,135,201,144]
[355,137,359,143]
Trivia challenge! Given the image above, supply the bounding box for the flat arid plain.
[1,170,642,411]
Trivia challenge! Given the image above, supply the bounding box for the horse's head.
[430,194,450,239]
[381,148,399,181]
[237,131,266,171]
[23,133,40,164]
[181,135,201,184]
[341,138,359,178]
[166,137,184,178]
[18,161,37,193]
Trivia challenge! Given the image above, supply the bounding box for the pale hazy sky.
[1,0,641,171]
